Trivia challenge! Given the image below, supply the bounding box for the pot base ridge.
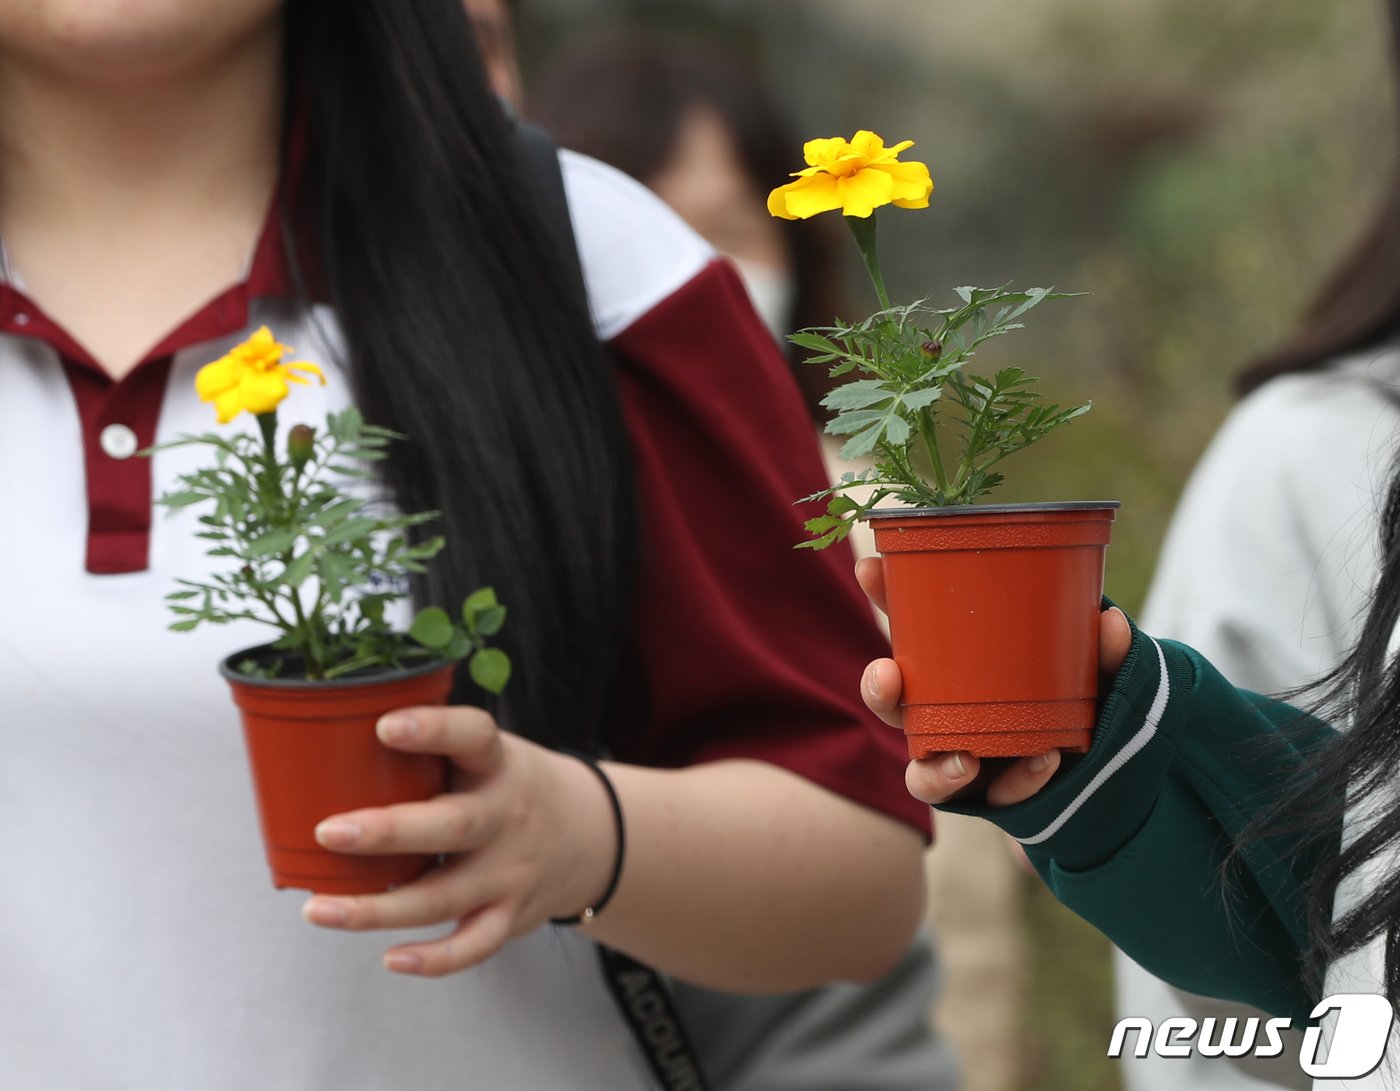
[903,697,1094,759]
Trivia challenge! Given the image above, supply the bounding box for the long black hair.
[1253,463,1400,1004]
[281,1,637,752]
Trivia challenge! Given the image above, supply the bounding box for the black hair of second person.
[1226,3,1400,1009]
[1241,456,1400,1008]
[1235,1,1400,394]
[283,0,637,753]
[528,31,846,421]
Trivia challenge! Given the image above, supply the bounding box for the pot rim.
[863,500,1121,520]
[218,643,452,690]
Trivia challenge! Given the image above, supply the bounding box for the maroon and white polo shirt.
[0,150,926,1089]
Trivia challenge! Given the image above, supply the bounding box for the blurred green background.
[517,1,1395,1087]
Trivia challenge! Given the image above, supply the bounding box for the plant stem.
[282,584,319,675]
[249,584,294,630]
[947,379,991,500]
[257,409,278,470]
[846,214,891,311]
[918,409,949,494]
[254,408,320,675]
[253,409,284,523]
[302,434,343,670]
[884,444,938,507]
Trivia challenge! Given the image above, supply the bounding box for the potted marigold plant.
[770,131,1117,760]
[154,327,510,894]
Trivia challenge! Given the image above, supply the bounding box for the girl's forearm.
[580,758,928,992]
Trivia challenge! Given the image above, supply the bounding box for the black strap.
[515,119,589,305]
[518,124,711,1090]
[597,946,711,1091]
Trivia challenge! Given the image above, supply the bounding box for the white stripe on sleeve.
[1018,638,1170,847]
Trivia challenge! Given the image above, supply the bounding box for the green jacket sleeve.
[944,614,1339,1024]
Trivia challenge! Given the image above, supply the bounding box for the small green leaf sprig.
[795,285,1091,549]
[409,588,511,694]
[155,403,510,690]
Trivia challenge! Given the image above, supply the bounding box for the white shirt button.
[100,423,139,460]
[12,311,29,326]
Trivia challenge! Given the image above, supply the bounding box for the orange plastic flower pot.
[867,502,1119,760]
[220,650,454,895]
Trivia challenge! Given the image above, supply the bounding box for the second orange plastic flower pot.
[220,650,454,895]
[867,502,1119,760]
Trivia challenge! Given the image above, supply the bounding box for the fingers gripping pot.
[867,502,1119,759]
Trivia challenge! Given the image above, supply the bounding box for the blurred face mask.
[729,256,796,345]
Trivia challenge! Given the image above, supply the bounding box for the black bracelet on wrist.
[550,749,626,926]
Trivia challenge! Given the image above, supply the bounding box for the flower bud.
[921,340,943,361]
[287,424,315,469]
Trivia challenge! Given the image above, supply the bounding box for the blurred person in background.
[1111,1,1400,1088]
[529,29,889,561]
[464,0,523,108]
[521,27,958,1091]
[528,30,846,423]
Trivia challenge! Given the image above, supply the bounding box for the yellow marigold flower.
[767,130,933,220]
[195,326,326,424]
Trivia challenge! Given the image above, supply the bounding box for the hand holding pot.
[300,706,617,977]
[855,556,1132,808]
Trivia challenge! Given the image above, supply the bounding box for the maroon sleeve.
[607,259,931,839]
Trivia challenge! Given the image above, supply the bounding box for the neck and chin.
[0,1,288,379]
